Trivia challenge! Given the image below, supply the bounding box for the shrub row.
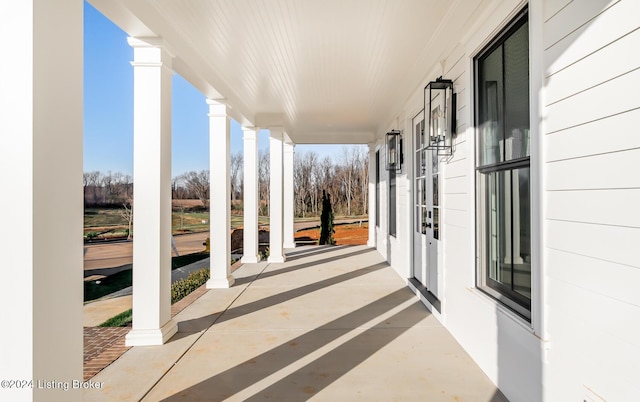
[171,268,210,304]
[99,267,210,327]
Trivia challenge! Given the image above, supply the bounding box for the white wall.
[542,0,640,400]
[374,0,640,400]
[375,1,546,401]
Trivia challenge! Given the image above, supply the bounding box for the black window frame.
[388,168,396,237]
[474,6,532,320]
[375,150,380,227]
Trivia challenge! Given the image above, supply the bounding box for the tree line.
[84,145,369,217]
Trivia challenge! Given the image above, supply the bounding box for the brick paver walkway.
[83,273,226,380]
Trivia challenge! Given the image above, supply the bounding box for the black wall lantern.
[424,77,456,156]
[385,130,402,171]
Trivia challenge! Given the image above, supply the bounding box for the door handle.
[425,223,432,228]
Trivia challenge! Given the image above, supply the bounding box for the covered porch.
[85,245,505,401]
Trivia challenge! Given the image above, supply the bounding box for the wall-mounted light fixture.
[424,77,456,156]
[385,130,402,171]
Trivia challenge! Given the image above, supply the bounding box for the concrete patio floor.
[85,245,507,401]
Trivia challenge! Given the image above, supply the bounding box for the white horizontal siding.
[443,175,468,194]
[546,148,640,190]
[546,27,640,105]
[543,1,640,401]
[546,219,640,269]
[542,0,572,22]
[443,209,469,229]
[545,0,640,76]
[547,309,640,401]
[547,189,640,228]
[545,67,640,133]
[547,248,640,307]
[444,193,469,212]
[545,108,640,162]
[543,0,618,50]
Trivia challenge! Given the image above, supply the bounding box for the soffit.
[90,0,484,144]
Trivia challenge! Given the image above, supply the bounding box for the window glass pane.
[504,22,530,160]
[475,7,530,318]
[478,46,503,166]
[486,171,509,286]
[514,167,531,298]
[482,168,531,301]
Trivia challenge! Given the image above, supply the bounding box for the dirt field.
[295,223,368,245]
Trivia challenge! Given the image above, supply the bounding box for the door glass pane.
[433,207,439,240]
[432,149,438,174]
[421,207,428,234]
[432,175,439,207]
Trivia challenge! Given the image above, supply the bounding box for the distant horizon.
[83,1,365,178]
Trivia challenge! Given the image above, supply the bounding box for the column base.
[241,255,260,264]
[367,240,376,247]
[283,242,296,249]
[268,255,286,263]
[207,275,235,289]
[125,319,178,346]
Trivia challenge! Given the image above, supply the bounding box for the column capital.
[128,37,174,69]
[284,142,295,154]
[269,126,285,139]
[207,99,230,117]
[242,127,258,141]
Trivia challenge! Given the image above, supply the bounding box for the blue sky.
[83,2,355,177]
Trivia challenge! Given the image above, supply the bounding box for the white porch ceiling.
[89,0,486,144]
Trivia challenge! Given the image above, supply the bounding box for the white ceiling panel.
[90,0,485,144]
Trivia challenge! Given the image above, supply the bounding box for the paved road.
[83,218,366,274]
[84,232,209,273]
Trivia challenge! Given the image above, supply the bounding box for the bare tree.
[258,150,270,216]
[120,198,133,240]
[182,170,210,208]
[83,171,102,205]
[294,151,318,217]
[230,152,244,201]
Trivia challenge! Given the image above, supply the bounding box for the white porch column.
[0,2,83,400]
[126,37,177,346]
[367,144,377,247]
[242,127,260,263]
[207,99,235,287]
[283,142,296,249]
[268,128,286,262]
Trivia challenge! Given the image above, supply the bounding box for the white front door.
[412,111,440,304]
[413,112,427,286]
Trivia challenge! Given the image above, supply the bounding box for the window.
[389,168,396,237]
[375,150,380,227]
[475,7,531,319]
